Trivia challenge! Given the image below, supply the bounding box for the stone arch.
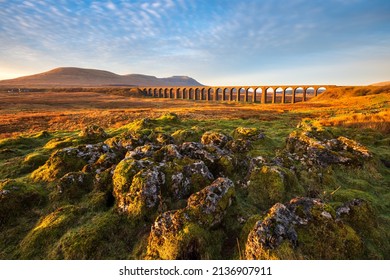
[237,87,245,102]
[294,87,304,103]
[285,87,293,103]
[195,88,201,100]
[159,88,164,98]
[247,87,254,102]
[316,87,326,96]
[215,88,223,101]
[175,88,181,99]
[275,87,283,103]
[201,88,207,100]
[189,88,195,100]
[230,88,237,102]
[207,88,214,101]
[182,88,188,99]
[223,88,230,101]
[255,87,262,103]
[169,88,174,98]
[265,87,274,104]
[163,88,169,98]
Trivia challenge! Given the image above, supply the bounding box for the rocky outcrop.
[201,131,230,148]
[246,163,304,210]
[79,125,108,140]
[146,178,235,259]
[245,197,364,260]
[285,122,371,168]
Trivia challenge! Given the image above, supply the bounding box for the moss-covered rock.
[187,177,235,227]
[285,124,372,168]
[0,179,44,224]
[246,164,304,209]
[79,124,108,141]
[245,197,364,260]
[232,127,265,141]
[146,178,234,260]
[51,171,94,201]
[163,159,214,201]
[156,112,180,123]
[146,209,224,260]
[31,148,87,182]
[113,158,165,218]
[32,144,113,182]
[125,144,160,160]
[171,128,201,144]
[201,131,230,148]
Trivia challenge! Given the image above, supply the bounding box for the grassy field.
[0,86,389,259]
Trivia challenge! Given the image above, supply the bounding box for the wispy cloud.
[0,0,388,84]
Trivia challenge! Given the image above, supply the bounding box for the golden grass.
[0,86,389,138]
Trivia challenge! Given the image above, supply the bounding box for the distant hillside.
[370,81,390,86]
[313,85,390,101]
[0,67,203,87]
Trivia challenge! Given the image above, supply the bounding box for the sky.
[0,0,389,86]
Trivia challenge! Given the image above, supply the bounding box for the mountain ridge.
[0,67,204,87]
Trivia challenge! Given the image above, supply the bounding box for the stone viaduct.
[139,85,334,104]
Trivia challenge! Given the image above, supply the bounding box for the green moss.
[247,165,304,210]
[156,112,180,123]
[31,149,87,182]
[147,220,224,260]
[112,158,151,195]
[50,171,94,202]
[0,179,45,225]
[48,210,135,259]
[22,151,50,172]
[18,205,83,259]
[296,220,363,259]
[232,127,261,140]
[171,127,203,144]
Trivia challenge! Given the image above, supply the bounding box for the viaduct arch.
[140,85,332,104]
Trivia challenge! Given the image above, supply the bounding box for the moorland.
[0,85,389,259]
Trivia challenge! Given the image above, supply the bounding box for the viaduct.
[139,85,335,104]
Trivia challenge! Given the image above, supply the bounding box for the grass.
[0,85,389,259]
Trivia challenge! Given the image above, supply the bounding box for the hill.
[371,81,390,86]
[0,67,203,87]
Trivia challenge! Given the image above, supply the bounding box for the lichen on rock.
[245,197,364,260]
[146,177,235,259]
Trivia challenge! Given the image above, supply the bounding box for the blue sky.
[0,0,389,85]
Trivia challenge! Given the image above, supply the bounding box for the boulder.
[201,131,230,148]
[232,127,265,141]
[286,126,372,168]
[245,197,363,260]
[187,177,235,227]
[246,164,303,210]
[146,177,235,259]
[79,124,108,140]
[53,172,93,201]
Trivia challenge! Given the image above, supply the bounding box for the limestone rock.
[54,172,93,201]
[232,127,265,141]
[245,197,363,260]
[79,124,108,140]
[201,131,230,148]
[146,177,235,259]
[187,177,235,227]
